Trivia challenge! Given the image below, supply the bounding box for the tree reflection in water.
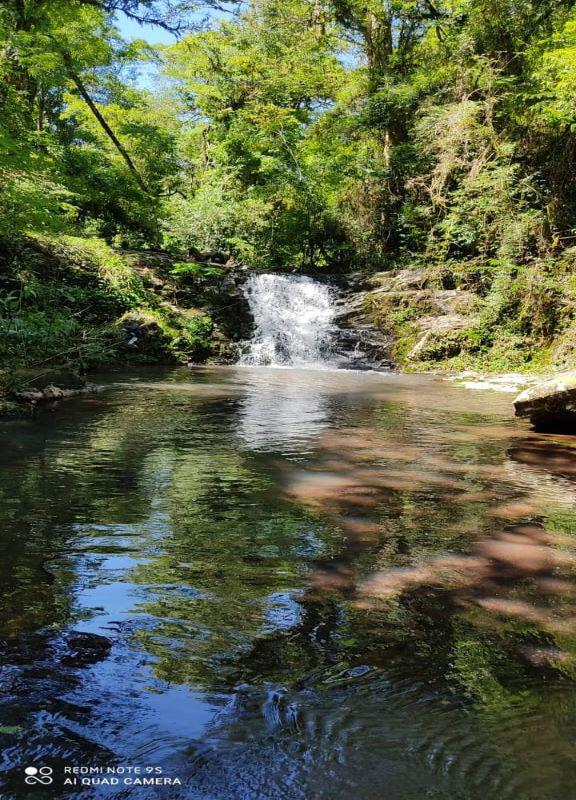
[0,368,575,799]
[285,423,576,675]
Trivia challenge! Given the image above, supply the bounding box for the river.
[0,364,575,799]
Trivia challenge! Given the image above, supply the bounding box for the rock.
[332,292,394,369]
[348,268,484,366]
[514,372,576,431]
[117,310,172,358]
[368,267,431,291]
[447,372,538,393]
[62,631,112,666]
[14,385,63,403]
[408,314,472,360]
[333,323,394,369]
[13,383,101,406]
[428,289,480,317]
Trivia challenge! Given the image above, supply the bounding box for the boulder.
[13,383,101,405]
[514,372,576,431]
[117,310,171,357]
[408,314,472,360]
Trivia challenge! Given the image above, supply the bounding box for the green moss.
[117,307,213,363]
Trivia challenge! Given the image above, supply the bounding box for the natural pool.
[0,366,575,799]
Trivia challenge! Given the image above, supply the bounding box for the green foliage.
[0,0,181,245]
[0,235,215,376]
[171,262,222,280]
[3,0,576,372]
[117,307,213,362]
[161,0,348,268]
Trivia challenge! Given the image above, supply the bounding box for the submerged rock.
[62,631,112,666]
[514,372,576,431]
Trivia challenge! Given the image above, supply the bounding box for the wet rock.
[210,268,254,354]
[62,631,112,667]
[514,372,576,432]
[13,383,101,406]
[333,292,394,369]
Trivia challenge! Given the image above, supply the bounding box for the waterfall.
[239,273,337,368]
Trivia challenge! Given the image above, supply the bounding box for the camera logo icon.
[24,766,54,785]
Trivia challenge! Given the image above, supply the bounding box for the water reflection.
[236,368,332,453]
[0,367,575,799]
[285,419,576,666]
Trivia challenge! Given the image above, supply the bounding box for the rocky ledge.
[355,267,482,366]
[514,372,576,432]
[332,275,395,370]
[13,383,102,407]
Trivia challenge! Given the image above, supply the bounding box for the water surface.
[1,366,575,799]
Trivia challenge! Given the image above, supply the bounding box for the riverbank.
[0,233,252,402]
[1,234,572,419]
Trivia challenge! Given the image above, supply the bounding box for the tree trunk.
[363,11,393,91]
[60,50,150,194]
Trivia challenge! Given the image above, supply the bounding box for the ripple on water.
[0,367,575,799]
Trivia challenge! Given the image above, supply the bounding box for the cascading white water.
[239,273,337,368]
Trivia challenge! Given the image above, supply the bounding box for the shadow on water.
[0,366,575,799]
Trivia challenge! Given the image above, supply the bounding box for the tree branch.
[59,49,150,193]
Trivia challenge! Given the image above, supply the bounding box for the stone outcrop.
[408,313,472,360]
[514,372,576,431]
[332,281,394,370]
[354,268,483,366]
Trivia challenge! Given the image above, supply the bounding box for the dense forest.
[3,0,576,379]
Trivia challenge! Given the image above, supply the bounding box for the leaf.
[0,726,23,735]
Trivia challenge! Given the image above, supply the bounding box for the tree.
[162,0,347,266]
